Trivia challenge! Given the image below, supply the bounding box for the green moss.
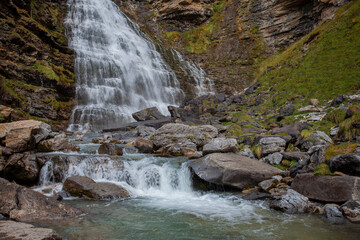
[274,164,287,171]
[301,129,313,138]
[325,142,358,161]
[227,124,243,136]
[31,61,59,81]
[255,1,360,111]
[337,112,360,140]
[314,163,332,176]
[231,112,252,123]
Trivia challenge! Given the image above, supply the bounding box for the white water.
[66,0,185,131]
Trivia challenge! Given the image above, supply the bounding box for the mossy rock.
[325,142,358,161]
[314,163,332,176]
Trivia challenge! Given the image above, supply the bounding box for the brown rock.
[63,176,130,200]
[291,173,360,203]
[0,120,51,153]
[98,143,123,155]
[0,220,62,240]
[134,137,153,153]
[189,153,282,190]
[0,178,81,222]
[38,137,79,152]
[132,107,165,121]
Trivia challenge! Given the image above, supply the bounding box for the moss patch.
[314,163,332,176]
[325,142,358,161]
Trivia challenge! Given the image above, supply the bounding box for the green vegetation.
[337,112,360,140]
[325,142,357,161]
[0,113,5,122]
[231,112,252,123]
[274,164,287,171]
[251,145,262,159]
[325,109,346,124]
[301,129,313,138]
[314,163,332,176]
[255,1,360,109]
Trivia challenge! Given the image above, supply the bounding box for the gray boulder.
[282,152,310,165]
[135,125,156,139]
[329,153,360,177]
[323,204,345,224]
[259,137,286,156]
[0,178,81,222]
[263,152,283,165]
[308,145,326,167]
[189,153,282,190]
[202,138,237,155]
[291,173,360,203]
[63,176,130,200]
[270,189,311,214]
[0,220,62,240]
[132,107,165,121]
[238,146,256,159]
[300,131,333,151]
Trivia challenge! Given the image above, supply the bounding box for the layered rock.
[63,176,130,200]
[0,178,81,222]
[202,138,237,155]
[189,153,282,189]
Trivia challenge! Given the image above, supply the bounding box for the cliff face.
[118,0,349,94]
[0,0,75,130]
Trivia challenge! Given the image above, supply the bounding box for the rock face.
[0,120,51,153]
[2,152,39,184]
[0,178,81,222]
[202,138,237,155]
[132,107,166,121]
[98,143,123,156]
[270,189,311,214]
[329,153,360,177]
[0,0,75,130]
[134,138,153,153]
[189,153,282,189]
[63,176,130,200]
[0,220,62,240]
[291,173,360,203]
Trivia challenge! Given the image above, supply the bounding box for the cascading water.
[66,0,185,132]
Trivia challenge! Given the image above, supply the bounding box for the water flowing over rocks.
[63,176,130,200]
[189,153,282,190]
[0,178,81,222]
[0,220,62,240]
[291,173,360,203]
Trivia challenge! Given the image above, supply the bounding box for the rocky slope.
[0,0,75,131]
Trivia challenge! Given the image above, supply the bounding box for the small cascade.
[66,0,185,132]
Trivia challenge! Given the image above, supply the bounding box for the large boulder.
[135,125,156,139]
[0,120,51,152]
[329,153,360,177]
[153,123,218,148]
[202,138,237,155]
[189,153,282,190]
[0,178,81,222]
[38,136,79,152]
[2,152,39,184]
[291,173,360,203]
[270,189,312,214]
[0,220,62,240]
[134,137,153,153]
[132,107,165,122]
[98,143,123,156]
[300,131,333,151]
[63,176,130,200]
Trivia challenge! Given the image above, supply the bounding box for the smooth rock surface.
[291,173,360,203]
[270,189,311,214]
[0,220,62,240]
[63,176,130,199]
[0,178,81,222]
[202,138,237,155]
[329,153,360,177]
[189,153,282,190]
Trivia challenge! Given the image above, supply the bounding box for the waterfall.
[66,0,185,132]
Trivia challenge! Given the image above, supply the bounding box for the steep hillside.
[0,0,75,130]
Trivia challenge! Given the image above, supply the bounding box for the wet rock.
[202,138,237,155]
[341,200,360,223]
[2,152,39,184]
[132,107,165,122]
[135,125,156,139]
[103,118,174,132]
[323,204,345,224]
[156,141,197,156]
[189,153,282,190]
[291,173,360,203]
[134,137,153,153]
[0,220,62,240]
[263,152,283,165]
[98,143,123,156]
[0,120,51,153]
[242,188,271,200]
[270,189,311,214]
[153,123,218,148]
[300,131,333,151]
[184,150,203,159]
[259,137,286,156]
[272,122,310,139]
[0,178,81,222]
[38,136,79,152]
[329,153,360,177]
[63,176,130,200]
